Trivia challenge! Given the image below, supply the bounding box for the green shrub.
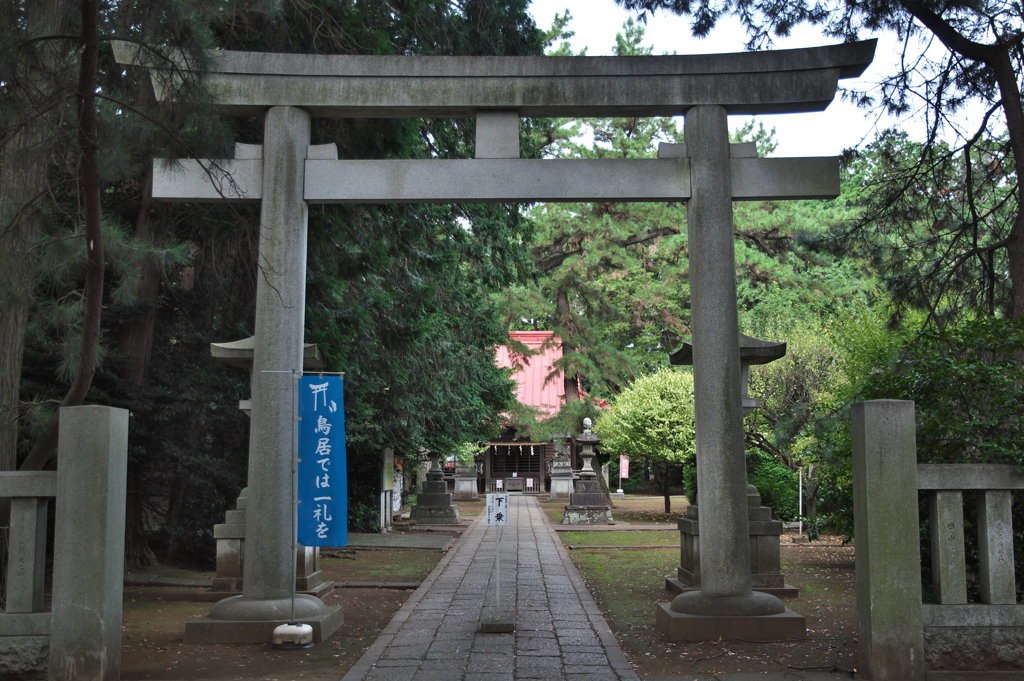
[747,450,799,520]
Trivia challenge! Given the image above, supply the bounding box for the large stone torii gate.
[115,39,875,643]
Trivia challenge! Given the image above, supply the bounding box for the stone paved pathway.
[341,495,638,681]
[340,496,864,681]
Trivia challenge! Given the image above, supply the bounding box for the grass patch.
[611,495,688,524]
[560,530,678,546]
[566,540,859,676]
[540,501,565,523]
[321,549,441,583]
[571,547,676,632]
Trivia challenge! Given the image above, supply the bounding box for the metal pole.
[798,469,803,538]
[290,370,299,623]
[494,523,502,617]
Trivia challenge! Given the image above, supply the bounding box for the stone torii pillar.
[166,108,343,643]
[677,106,791,617]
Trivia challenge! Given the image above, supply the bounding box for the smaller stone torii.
[114,39,875,643]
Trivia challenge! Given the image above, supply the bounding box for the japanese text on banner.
[298,376,348,547]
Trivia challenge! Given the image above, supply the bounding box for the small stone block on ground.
[479,618,515,633]
[654,602,806,642]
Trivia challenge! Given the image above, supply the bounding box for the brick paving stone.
[463,674,513,681]
[517,655,560,667]
[560,652,605,665]
[364,666,416,681]
[516,628,555,637]
[558,645,605,654]
[381,644,430,660]
[516,672,566,680]
[428,639,474,653]
[419,656,469,669]
[517,641,560,654]
[413,669,468,681]
[467,652,515,673]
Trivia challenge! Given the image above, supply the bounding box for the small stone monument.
[202,488,333,601]
[562,419,613,525]
[549,439,574,501]
[668,484,798,597]
[453,465,479,500]
[410,453,461,525]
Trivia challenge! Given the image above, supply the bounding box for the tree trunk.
[662,461,672,513]
[555,289,579,402]
[0,0,74,471]
[111,0,168,569]
[116,172,165,568]
[804,464,819,519]
[989,50,1024,319]
[119,173,165,384]
[19,0,103,472]
[125,465,158,569]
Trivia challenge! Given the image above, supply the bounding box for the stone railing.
[0,470,56,674]
[852,399,1024,681]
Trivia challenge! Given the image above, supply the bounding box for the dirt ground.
[121,549,444,680]
[118,496,857,679]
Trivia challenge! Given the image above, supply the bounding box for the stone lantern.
[669,332,786,416]
[665,333,798,599]
[410,452,460,525]
[548,438,574,501]
[561,418,613,525]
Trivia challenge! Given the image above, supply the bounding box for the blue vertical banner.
[297,375,348,547]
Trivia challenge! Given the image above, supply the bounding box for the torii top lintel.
[115,40,875,118]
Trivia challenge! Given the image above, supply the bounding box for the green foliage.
[595,368,695,466]
[860,316,1024,464]
[11,0,547,564]
[747,448,799,520]
[617,0,1024,319]
[348,500,381,534]
[502,19,689,413]
[838,130,1018,327]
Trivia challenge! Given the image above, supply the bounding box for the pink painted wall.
[495,331,564,417]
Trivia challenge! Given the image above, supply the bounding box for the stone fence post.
[851,399,924,681]
[48,405,129,681]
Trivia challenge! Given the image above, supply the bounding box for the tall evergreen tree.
[616,0,1024,320]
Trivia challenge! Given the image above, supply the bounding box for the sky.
[525,0,917,158]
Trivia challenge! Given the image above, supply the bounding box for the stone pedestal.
[656,604,806,642]
[667,486,798,598]
[410,455,460,524]
[549,457,574,501]
[199,489,333,602]
[452,466,479,500]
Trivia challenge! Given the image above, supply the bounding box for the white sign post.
[482,493,512,633]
